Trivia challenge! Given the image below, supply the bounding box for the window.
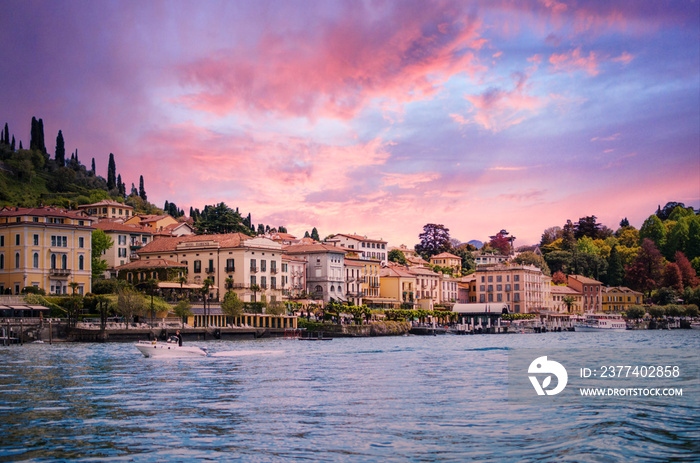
[15,252,20,268]
[261,260,266,272]
[250,275,256,286]
[79,237,84,248]
[0,236,3,246]
[51,254,56,269]
[15,234,20,245]
[226,258,235,272]
[61,254,67,269]
[0,254,3,269]
[79,255,84,270]
[250,259,257,271]
[208,259,214,273]
[194,260,201,273]
[34,234,39,246]
[33,253,39,268]
[261,276,267,288]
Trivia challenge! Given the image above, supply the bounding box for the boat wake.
[211,350,285,358]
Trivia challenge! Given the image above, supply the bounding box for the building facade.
[430,252,462,274]
[378,264,416,309]
[550,285,583,313]
[77,200,133,220]
[282,244,347,303]
[602,286,643,312]
[325,233,388,262]
[136,233,284,303]
[92,221,153,272]
[472,264,552,313]
[0,207,93,295]
[567,275,603,313]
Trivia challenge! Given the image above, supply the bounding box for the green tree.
[139,175,147,201]
[639,214,666,251]
[107,153,116,190]
[513,251,550,275]
[30,117,46,154]
[55,130,65,167]
[625,305,645,320]
[221,290,244,318]
[91,229,113,280]
[174,300,193,328]
[415,223,451,259]
[115,287,146,328]
[195,202,252,235]
[310,227,320,241]
[574,216,602,240]
[606,245,625,286]
[388,249,407,265]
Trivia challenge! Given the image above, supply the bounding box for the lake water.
[1,330,699,462]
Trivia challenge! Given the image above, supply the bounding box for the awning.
[157,282,218,290]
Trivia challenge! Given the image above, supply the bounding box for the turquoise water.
[1,331,699,462]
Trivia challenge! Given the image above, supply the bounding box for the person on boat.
[176,330,182,346]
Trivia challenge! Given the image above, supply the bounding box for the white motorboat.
[573,313,627,332]
[135,339,208,358]
[690,322,700,330]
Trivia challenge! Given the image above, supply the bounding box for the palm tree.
[225,277,234,291]
[177,275,187,300]
[250,284,261,303]
[69,281,79,296]
[563,296,576,313]
[145,279,159,322]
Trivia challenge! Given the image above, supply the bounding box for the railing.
[225,266,235,272]
[250,266,258,273]
[49,268,71,277]
[206,268,215,274]
[270,267,278,274]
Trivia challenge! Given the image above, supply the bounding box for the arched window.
[33,253,39,268]
[79,255,84,270]
[330,285,335,293]
[61,254,67,269]
[51,254,56,269]
[315,285,323,294]
[15,252,20,268]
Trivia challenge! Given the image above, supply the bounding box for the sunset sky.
[1,0,698,247]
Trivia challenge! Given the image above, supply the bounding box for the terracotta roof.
[409,267,440,277]
[431,252,460,259]
[379,265,414,278]
[139,215,172,223]
[271,232,298,240]
[330,233,387,243]
[568,275,602,285]
[116,258,185,270]
[92,220,152,234]
[551,285,582,295]
[283,243,347,254]
[78,200,133,209]
[137,233,252,254]
[0,206,91,221]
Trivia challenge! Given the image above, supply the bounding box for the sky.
[1,0,699,248]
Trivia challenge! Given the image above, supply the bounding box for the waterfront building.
[162,221,195,237]
[92,220,153,274]
[602,286,643,312]
[378,263,416,309]
[325,233,388,262]
[409,266,441,310]
[116,258,187,286]
[77,199,133,220]
[457,274,476,303]
[550,284,583,313]
[473,252,509,266]
[281,254,306,300]
[473,264,552,314]
[344,257,364,305]
[567,274,602,313]
[136,233,283,303]
[440,274,460,307]
[429,252,461,274]
[282,243,346,303]
[124,214,179,233]
[0,207,93,295]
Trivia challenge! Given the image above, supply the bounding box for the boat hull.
[135,341,207,358]
[574,325,627,332]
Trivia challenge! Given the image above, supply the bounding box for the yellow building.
[77,200,133,220]
[430,252,462,274]
[602,286,643,312]
[377,263,416,309]
[0,207,93,295]
[137,233,283,303]
[550,285,583,313]
[124,214,179,232]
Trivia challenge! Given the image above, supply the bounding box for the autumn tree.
[674,251,699,288]
[661,263,683,292]
[625,238,665,297]
[415,223,451,259]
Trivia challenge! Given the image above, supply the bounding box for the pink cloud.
[175,3,486,120]
[455,71,546,132]
[549,47,600,76]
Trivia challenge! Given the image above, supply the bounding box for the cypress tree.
[2,123,8,145]
[55,130,65,166]
[139,175,147,201]
[107,153,116,189]
[91,158,96,174]
[118,176,126,197]
[18,140,22,150]
[164,200,169,212]
[11,136,16,151]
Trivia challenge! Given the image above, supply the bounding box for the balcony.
[225,266,235,272]
[250,266,258,273]
[206,268,215,274]
[270,267,278,274]
[50,268,71,277]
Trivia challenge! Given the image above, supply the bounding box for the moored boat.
[573,313,627,332]
[135,339,208,358]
